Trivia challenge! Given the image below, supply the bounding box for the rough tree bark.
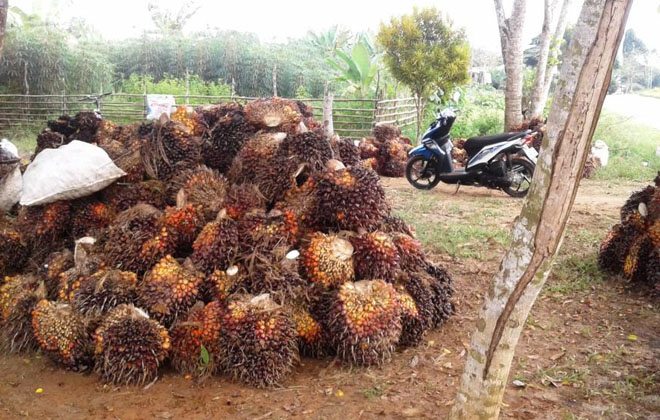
[532,0,574,118]
[323,84,334,137]
[449,1,632,419]
[494,0,527,130]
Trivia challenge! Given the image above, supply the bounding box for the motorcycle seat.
[463,132,527,157]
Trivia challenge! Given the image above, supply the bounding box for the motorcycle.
[405,108,538,197]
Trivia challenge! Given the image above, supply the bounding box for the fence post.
[323,87,334,137]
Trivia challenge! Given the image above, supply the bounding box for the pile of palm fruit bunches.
[357,124,413,177]
[599,171,660,292]
[0,97,454,388]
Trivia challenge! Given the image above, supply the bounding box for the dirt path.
[1,179,658,420]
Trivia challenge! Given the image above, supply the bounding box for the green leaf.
[200,345,210,365]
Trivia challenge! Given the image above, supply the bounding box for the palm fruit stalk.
[244,97,302,132]
[139,256,202,326]
[0,275,44,352]
[70,269,139,317]
[315,162,388,231]
[219,294,298,387]
[190,211,239,274]
[168,166,228,221]
[198,102,255,173]
[241,247,305,303]
[100,204,175,274]
[31,300,92,370]
[351,231,400,281]
[140,118,202,181]
[327,280,402,366]
[94,304,170,385]
[169,300,224,377]
[299,232,354,288]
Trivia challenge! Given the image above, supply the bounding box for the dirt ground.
[1,178,658,420]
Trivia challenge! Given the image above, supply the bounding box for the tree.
[0,0,7,64]
[449,0,632,419]
[530,0,574,118]
[326,41,379,96]
[377,7,470,139]
[147,0,201,35]
[494,0,527,130]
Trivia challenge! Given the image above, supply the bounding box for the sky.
[11,0,660,53]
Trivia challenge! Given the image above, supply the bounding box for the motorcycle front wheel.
[504,157,535,198]
[405,155,441,190]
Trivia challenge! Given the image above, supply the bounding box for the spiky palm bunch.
[219,294,298,387]
[351,231,400,281]
[0,221,29,276]
[279,130,334,171]
[70,198,115,238]
[169,166,228,221]
[225,183,266,220]
[190,215,239,274]
[244,97,302,131]
[199,102,255,173]
[16,201,72,254]
[0,275,44,352]
[31,300,92,370]
[94,304,170,385]
[300,232,354,288]
[70,269,139,317]
[328,280,402,366]
[102,180,168,212]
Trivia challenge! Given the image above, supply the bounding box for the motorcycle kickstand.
[453,182,461,195]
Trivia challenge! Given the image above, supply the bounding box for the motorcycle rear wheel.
[504,157,535,198]
[405,155,441,190]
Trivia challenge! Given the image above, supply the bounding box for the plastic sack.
[0,139,22,212]
[591,140,609,166]
[20,140,125,206]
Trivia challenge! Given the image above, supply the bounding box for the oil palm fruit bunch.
[395,271,436,340]
[380,214,417,238]
[327,280,402,366]
[141,117,202,181]
[16,201,72,254]
[241,247,305,303]
[291,304,329,357]
[510,117,545,151]
[34,129,68,155]
[171,106,202,136]
[244,97,302,131]
[424,263,455,326]
[331,137,360,167]
[70,111,103,143]
[620,186,656,221]
[70,269,139,317]
[393,234,426,272]
[190,211,239,274]
[378,140,408,178]
[70,197,115,238]
[373,124,401,143]
[139,256,203,326]
[225,183,266,220]
[351,231,400,281]
[169,166,228,221]
[200,265,243,302]
[219,293,298,387]
[274,176,318,235]
[169,300,224,377]
[31,300,92,370]
[102,142,145,184]
[102,180,168,212]
[101,204,175,274]
[279,130,333,171]
[228,132,287,184]
[161,193,204,253]
[199,102,255,173]
[39,249,74,299]
[0,275,43,352]
[94,304,170,385]
[646,248,660,291]
[253,156,303,204]
[394,285,429,347]
[299,232,354,288]
[57,238,102,301]
[237,210,296,252]
[0,220,29,276]
[358,137,380,159]
[315,162,388,231]
[46,114,76,137]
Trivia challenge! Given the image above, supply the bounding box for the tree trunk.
[449,1,632,419]
[414,93,424,141]
[0,0,7,65]
[535,0,574,118]
[528,0,556,119]
[272,63,278,97]
[323,84,334,137]
[494,0,527,130]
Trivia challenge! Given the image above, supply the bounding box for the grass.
[1,125,40,156]
[639,88,660,99]
[592,112,660,181]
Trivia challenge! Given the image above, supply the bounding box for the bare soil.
[1,178,658,420]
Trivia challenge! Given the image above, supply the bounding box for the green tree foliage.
[326,41,380,95]
[377,7,470,100]
[377,7,470,136]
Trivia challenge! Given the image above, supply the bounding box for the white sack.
[20,140,125,206]
[591,140,609,166]
[0,139,22,212]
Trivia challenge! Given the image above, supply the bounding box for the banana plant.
[326,41,380,95]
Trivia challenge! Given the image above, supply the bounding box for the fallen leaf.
[409,355,419,368]
[627,334,638,341]
[335,390,344,397]
[549,352,565,361]
[35,388,43,395]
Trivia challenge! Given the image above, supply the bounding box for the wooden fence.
[0,94,418,137]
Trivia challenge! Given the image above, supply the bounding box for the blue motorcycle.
[405,108,538,197]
